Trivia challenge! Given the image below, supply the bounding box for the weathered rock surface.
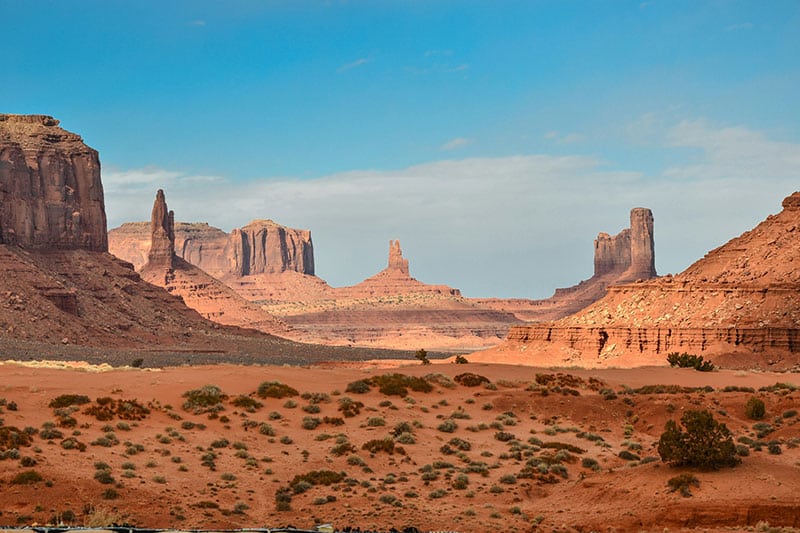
[496,192,800,369]
[109,219,314,277]
[0,114,107,251]
[140,190,287,335]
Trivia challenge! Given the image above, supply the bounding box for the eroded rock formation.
[226,220,314,276]
[110,219,314,277]
[0,114,107,251]
[147,189,175,269]
[498,192,800,369]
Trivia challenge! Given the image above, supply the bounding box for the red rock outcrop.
[0,114,107,251]
[139,190,287,335]
[226,219,314,276]
[109,219,314,277]
[494,192,800,369]
[147,189,175,269]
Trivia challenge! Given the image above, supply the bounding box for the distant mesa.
[0,114,107,251]
[110,218,314,278]
[496,192,800,369]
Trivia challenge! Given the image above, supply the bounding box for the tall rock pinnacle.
[147,189,175,269]
[593,207,656,281]
[387,240,409,275]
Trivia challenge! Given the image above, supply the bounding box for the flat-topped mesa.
[147,189,175,269]
[0,114,107,251]
[387,239,410,275]
[593,207,656,281]
[226,219,314,277]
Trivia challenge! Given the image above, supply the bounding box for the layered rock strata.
[0,114,107,251]
[497,192,800,369]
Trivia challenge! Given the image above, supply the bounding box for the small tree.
[658,410,740,470]
[415,348,431,365]
[744,396,765,420]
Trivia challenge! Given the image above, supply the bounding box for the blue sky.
[4,1,800,297]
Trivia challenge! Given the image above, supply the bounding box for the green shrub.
[667,473,699,497]
[368,374,433,397]
[437,419,458,433]
[415,348,430,365]
[48,395,90,409]
[362,438,404,455]
[744,397,765,420]
[657,410,740,470]
[454,355,469,364]
[454,373,490,387]
[345,380,371,394]
[182,385,227,413]
[666,352,714,371]
[231,395,263,412]
[11,470,43,485]
[257,381,298,399]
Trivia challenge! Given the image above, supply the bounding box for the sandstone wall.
[226,220,314,276]
[0,114,107,251]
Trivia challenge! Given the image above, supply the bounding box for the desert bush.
[542,442,585,454]
[666,352,714,371]
[362,438,405,455]
[231,395,263,412]
[275,487,292,511]
[93,469,115,485]
[581,457,600,471]
[753,422,775,439]
[454,373,490,387]
[301,392,331,404]
[257,381,298,399]
[745,397,766,420]
[618,450,640,461]
[368,374,433,397]
[424,373,456,388]
[657,410,739,470]
[667,473,699,497]
[302,404,321,414]
[48,394,90,409]
[0,426,33,449]
[289,469,345,489]
[338,397,364,417]
[437,419,458,433]
[494,431,516,442]
[768,442,782,455]
[60,437,86,452]
[182,385,227,413]
[302,417,321,430]
[331,441,357,456]
[366,416,386,427]
[11,470,42,485]
[454,355,469,364]
[258,422,276,436]
[345,380,371,394]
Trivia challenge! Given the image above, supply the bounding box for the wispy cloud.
[440,137,474,151]
[188,20,206,27]
[544,131,585,144]
[337,57,369,73]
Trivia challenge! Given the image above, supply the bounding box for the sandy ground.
[0,360,799,532]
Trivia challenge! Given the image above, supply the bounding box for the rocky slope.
[492,192,800,369]
[0,114,107,251]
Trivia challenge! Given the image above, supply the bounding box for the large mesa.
[0,114,107,251]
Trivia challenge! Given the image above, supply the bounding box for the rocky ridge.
[496,192,800,369]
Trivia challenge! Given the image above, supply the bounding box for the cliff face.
[502,192,800,369]
[109,219,314,277]
[0,114,107,251]
[226,220,314,276]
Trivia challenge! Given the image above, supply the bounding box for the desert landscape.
[3,3,800,532]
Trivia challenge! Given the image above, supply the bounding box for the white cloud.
[102,120,800,298]
[440,137,474,151]
[188,20,206,27]
[337,57,369,72]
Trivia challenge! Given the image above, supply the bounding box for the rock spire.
[387,239,409,275]
[147,189,175,269]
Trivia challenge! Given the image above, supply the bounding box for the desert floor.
[0,359,799,532]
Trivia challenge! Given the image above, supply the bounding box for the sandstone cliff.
[0,114,107,251]
[496,192,800,369]
[109,219,314,277]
